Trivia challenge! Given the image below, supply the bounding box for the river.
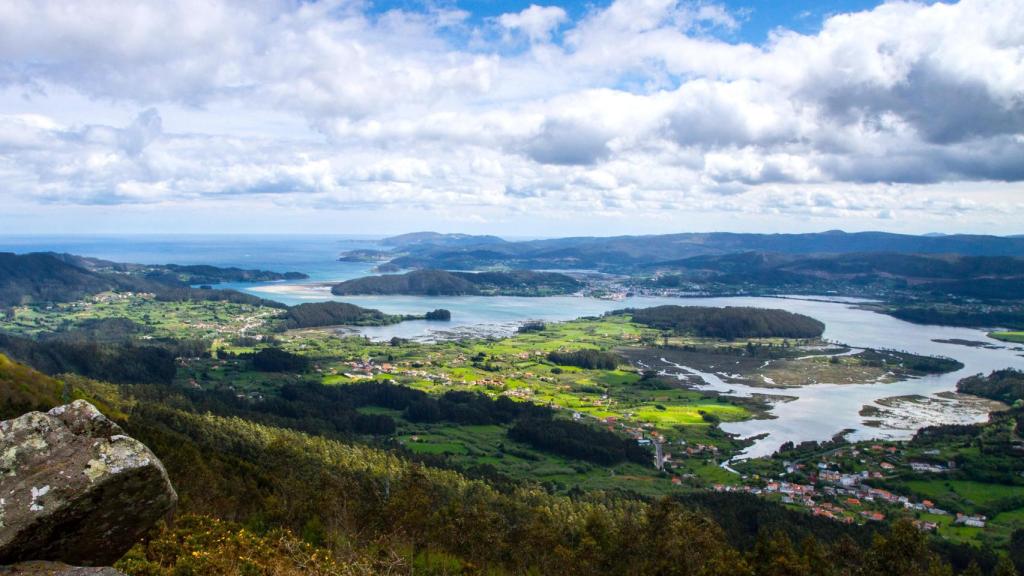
[241,282,1024,459]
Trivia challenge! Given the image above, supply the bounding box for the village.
[713,443,988,532]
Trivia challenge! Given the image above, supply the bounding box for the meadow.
[0,292,282,341]
[991,331,1024,344]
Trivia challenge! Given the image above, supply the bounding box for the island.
[330,269,583,297]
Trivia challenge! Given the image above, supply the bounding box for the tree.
[995,556,1019,576]
[424,309,451,321]
[861,520,950,576]
[252,348,309,372]
[639,498,750,576]
[749,531,810,576]
[961,562,983,576]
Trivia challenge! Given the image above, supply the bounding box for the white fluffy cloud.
[498,5,568,42]
[0,0,1021,233]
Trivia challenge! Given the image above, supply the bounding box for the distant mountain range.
[381,231,507,248]
[380,231,1024,272]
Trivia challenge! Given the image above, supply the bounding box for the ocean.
[0,234,381,283]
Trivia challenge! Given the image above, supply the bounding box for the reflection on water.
[242,285,1024,459]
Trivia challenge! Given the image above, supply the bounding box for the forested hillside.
[281,301,403,328]
[958,370,1024,404]
[643,252,1024,301]
[621,305,826,339]
[0,252,304,307]
[332,269,480,295]
[47,253,309,284]
[331,269,582,296]
[0,353,63,419]
[0,333,179,385]
[145,263,308,285]
[0,252,141,306]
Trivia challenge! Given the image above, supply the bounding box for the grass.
[917,513,985,544]
[992,508,1024,528]
[990,331,1024,344]
[395,420,688,494]
[633,404,745,425]
[0,294,282,343]
[903,480,1024,511]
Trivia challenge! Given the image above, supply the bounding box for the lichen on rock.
[0,561,126,575]
[0,400,176,566]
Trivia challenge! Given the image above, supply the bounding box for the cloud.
[524,118,612,165]
[0,0,1020,233]
[498,5,567,43]
[118,109,163,156]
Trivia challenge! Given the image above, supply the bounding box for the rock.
[0,561,126,575]
[0,400,176,566]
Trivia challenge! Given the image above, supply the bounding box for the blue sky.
[0,0,1020,236]
[368,0,889,42]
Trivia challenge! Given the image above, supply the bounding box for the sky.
[0,0,1022,237]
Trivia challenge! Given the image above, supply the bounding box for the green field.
[992,508,1024,528]
[396,421,681,494]
[990,331,1024,344]
[0,294,281,342]
[902,479,1024,511]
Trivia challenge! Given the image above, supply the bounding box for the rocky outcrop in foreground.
[0,561,126,575]
[0,400,176,566]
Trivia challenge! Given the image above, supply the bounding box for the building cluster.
[954,513,988,528]
[712,447,971,530]
[396,368,453,385]
[91,291,151,303]
[504,387,535,400]
[341,360,385,379]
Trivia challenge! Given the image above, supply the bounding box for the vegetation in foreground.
[0,275,1021,573]
[0,359,1014,576]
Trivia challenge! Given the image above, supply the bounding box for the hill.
[333,269,479,296]
[46,253,308,285]
[384,231,1024,272]
[380,232,507,248]
[0,252,305,307]
[0,333,177,386]
[619,305,826,339]
[957,369,1024,404]
[0,252,134,306]
[146,264,307,285]
[0,353,64,419]
[645,252,1024,301]
[281,301,403,328]
[331,269,583,296]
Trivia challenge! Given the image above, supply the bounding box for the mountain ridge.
[383,230,1024,272]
